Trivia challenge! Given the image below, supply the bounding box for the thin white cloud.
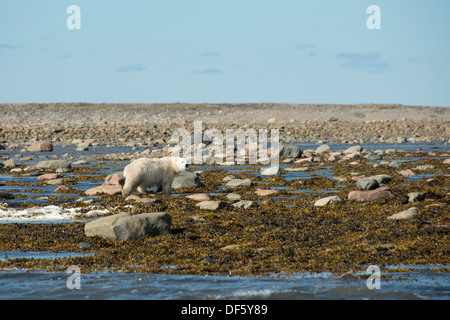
[198,52,221,57]
[191,68,222,74]
[295,44,316,50]
[336,52,390,73]
[117,63,147,72]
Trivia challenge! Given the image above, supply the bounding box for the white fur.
[121,157,188,196]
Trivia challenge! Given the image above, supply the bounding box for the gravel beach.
[0,103,449,147]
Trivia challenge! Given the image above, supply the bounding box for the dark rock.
[279,143,301,158]
[356,178,379,190]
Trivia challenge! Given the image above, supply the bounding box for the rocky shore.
[0,103,449,277]
[1,103,449,149]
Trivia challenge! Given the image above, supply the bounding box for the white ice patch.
[0,205,110,222]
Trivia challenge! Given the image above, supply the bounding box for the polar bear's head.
[172,157,189,173]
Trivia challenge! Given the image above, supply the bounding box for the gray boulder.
[171,171,203,189]
[85,212,171,241]
[36,160,72,171]
[356,178,379,190]
[279,143,301,158]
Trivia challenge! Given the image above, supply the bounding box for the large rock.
[279,143,301,158]
[171,171,203,189]
[84,212,171,241]
[348,187,395,202]
[85,172,124,196]
[27,141,53,152]
[36,160,71,171]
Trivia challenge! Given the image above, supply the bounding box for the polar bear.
[121,157,188,197]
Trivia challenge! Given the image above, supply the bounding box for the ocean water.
[0,266,449,300]
[1,142,449,300]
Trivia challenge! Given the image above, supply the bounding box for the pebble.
[186,193,210,201]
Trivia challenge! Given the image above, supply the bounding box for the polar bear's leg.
[162,177,172,195]
[137,183,149,194]
[122,178,140,197]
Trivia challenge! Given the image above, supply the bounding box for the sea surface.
[0,142,449,300]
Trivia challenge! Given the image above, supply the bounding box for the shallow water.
[0,266,448,300]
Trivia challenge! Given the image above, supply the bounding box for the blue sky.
[0,0,449,106]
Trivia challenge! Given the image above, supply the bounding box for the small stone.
[279,143,301,158]
[232,200,254,209]
[53,185,71,193]
[343,145,363,154]
[78,242,93,249]
[38,173,63,182]
[407,192,426,202]
[201,257,215,264]
[365,153,382,160]
[356,178,379,190]
[255,188,278,196]
[186,193,210,201]
[348,187,395,202]
[220,244,240,251]
[172,171,203,189]
[44,178,65,185]
[314,196,342,207]
[387,207,419,220]
[399,169,415,177]
[226,179,252,188]
[196,200,227,210]
[27,141,53,152]
[388,160,404,168]
[2,159,16,169]
[226,193,242,201]
[315,144,332,154]
[260,165,280,175]
[222,175,236,182]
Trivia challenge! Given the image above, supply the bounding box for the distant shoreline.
[0,103,449,126]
